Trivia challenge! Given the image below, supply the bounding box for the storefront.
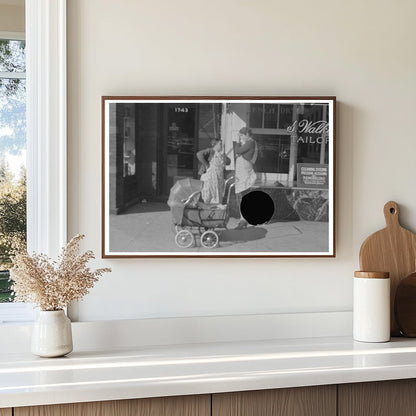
[220,102,329,187]
[109,102,329,215]
[109,102,222,213]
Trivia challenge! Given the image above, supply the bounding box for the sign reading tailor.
[297,163,329,189]
[287,120,329,145]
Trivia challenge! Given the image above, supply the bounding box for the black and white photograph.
[102,97,335,257]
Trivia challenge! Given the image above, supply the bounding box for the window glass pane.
[167,104,195,190]
[198,104,221,139]
[254,134,290,173]
[0,40,26,73]
[297,104,328,164]
[198,103,221,150]
[0,44,26,303]
[264,104,278,129]
[249,104,263,128]
[122,104,135,177]
[0,78,26,153]
[278,104,293,129]
[0,270,12,302]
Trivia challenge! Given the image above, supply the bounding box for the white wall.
[0,3,24,33]
[67,0,416,322]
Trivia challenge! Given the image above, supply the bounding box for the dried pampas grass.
[10,234,111,311]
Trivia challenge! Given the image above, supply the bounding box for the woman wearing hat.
[233,127,258,229]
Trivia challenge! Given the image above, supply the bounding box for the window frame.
[26,0,67,257]
[0,0,67,324]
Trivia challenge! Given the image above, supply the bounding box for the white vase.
[31,310,73,357]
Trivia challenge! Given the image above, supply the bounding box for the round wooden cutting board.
[359,201,416,336]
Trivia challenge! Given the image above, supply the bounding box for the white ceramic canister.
[353,271,390,342]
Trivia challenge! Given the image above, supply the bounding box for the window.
[0,0,68,324]
[249,104,294,130]
[0,36,26,306]
[254,134,290,174]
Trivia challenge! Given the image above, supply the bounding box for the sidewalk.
[109,202,329,254]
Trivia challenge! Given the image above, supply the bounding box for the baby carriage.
[167,177,235,249]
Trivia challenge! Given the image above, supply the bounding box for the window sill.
[0,303,35,325]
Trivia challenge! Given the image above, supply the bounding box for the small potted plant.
[10,234,111,357]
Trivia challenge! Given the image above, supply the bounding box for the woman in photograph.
[233,127,258,229]
[197,138,217,177]
[198,139,229,204]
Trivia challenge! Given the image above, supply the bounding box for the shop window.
[122,106,136,177]
[254,134,290,173]
[296,104,329,165]
[263,104,278,128]
[198,103,221,144]
[167,104,196,186]
[249,104,293,130]
[249,103,263,128]
[278,104,293,129]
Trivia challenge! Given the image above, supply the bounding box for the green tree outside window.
[0,38,27,302]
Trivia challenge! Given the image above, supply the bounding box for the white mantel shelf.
[2,336,416,408]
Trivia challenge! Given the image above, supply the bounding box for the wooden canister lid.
[354,271,390,279]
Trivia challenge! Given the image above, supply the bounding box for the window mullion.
[0,72,26,79]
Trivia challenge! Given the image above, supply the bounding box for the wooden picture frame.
[102,96,336,258]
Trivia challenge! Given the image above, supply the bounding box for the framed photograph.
[102,96,336,258]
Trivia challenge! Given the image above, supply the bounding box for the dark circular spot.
[240,191,275,225]
[390,207,395,214]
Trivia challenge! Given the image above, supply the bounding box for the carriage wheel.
[175,230,194,248]
[200,230,219,249]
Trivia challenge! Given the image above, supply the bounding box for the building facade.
[109,102,329,220]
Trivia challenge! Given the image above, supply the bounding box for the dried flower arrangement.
[10,234,111,311]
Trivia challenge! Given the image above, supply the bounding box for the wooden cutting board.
[395,272,416,337]
[359,201,416,335]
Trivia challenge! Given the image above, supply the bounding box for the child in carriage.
[168,139,233,248]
